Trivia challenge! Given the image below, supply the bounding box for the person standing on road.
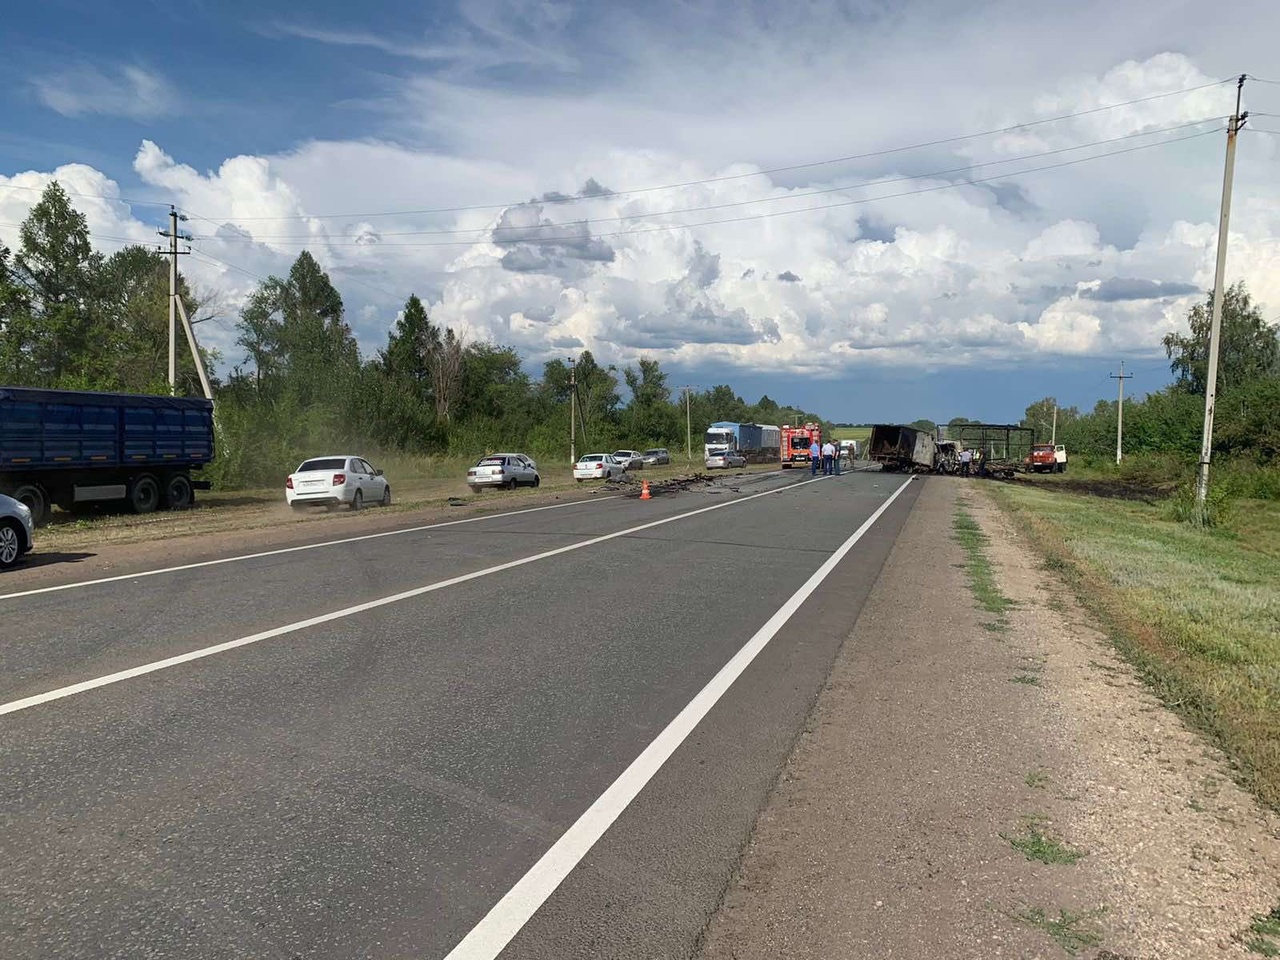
[821,440,836,475]
[960,447,972,477]
[809,438,821,476]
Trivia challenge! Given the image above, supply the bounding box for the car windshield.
[297,458,346,472]
[580,455,602,463]
[645,449,664,456]
[613,451,632,458]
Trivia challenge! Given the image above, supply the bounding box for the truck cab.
[1027,443,1068,473]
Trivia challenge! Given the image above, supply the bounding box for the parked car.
[642,448,671,466]
[612,450,644,471]
[0,492,35,568]
[467,453,541,492]
[705,449,747,469]
[286,456,391,511]
[574,454,625,482]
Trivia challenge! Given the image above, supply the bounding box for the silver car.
[642,448,671,466]
[0,493,35,568]
[705,450,747,470]
[612,450,644,471]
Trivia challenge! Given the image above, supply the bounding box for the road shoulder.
[697,477,1280,959]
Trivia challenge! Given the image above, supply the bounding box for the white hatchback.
[286,456,391,511]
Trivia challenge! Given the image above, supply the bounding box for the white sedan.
[286,456,391,511]
[467,453,541,492]
[574,454,625,482]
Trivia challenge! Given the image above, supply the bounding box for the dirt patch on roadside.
[697,478,1280,959]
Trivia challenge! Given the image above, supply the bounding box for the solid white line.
[0,475,834,719]
[0,495,622,602]
[440,475,915,960]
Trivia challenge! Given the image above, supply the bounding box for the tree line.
[1012,283,1279,495]
[0,183,833,489]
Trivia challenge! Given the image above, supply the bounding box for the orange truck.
[780,423,820,468]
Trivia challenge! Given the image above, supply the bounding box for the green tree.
[379,293,439,393]
[8,182,106,386]
[1163,282,1279,395]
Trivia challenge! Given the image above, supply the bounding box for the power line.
[0,182,171,209]
[1247,75,1280,85]
[190,244,404,303]
[178,78,1235,224]
[187,127,1221,249]
[196,118,1226,243]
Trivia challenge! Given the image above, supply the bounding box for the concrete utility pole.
[1110,362,1132,465]
[1197,75,1249,512]
[157,207,192,395]
[1051,402,1057,446]
[674,386,696,461]
[568,356,577,466]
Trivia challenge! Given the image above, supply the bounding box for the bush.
[1167,480,1236,528]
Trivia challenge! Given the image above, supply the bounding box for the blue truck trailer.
[0,387,215,525]
[703,421,782,464]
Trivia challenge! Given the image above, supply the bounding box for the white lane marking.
[0,475,834,718]
[441,475,915,960]
[0,496,624,602]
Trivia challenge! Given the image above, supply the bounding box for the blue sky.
[3,0,1279,424]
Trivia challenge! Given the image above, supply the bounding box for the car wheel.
[532,474,541,488]
[469,485,480,494]
[381,485,392,507]
[576,478,583,484]
[350,489,363,512]
[128,474,161,515]
[10,483,48,527]
[507,477,518,491]
[0,520,23,567]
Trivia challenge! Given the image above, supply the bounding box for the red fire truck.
[780,422,821,468]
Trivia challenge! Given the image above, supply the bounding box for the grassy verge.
[952,503,1014,630]
[990,481,1280,811]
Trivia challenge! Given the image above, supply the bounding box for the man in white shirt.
[821,440,836,475]
[960,447,972,477]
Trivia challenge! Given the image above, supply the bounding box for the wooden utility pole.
[1110,362,1132,464]
[1197,75,1249,512]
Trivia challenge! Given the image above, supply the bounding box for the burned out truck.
[867,424,937,473]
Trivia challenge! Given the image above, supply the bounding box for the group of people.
[957,447,983,476]
[809,439,842,476]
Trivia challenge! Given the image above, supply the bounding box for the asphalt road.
[0,468,921,959]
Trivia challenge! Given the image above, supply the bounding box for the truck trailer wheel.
[163,473,194,510]
[10,484,48,527]
[129,474,161,514]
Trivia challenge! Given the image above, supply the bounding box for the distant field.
[992,479,1280,811]
[829,426,872,442]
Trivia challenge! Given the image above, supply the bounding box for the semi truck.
[868,424,937,473]
[780,422,821,467]
[0,387,215,526]
[703,422,781,464]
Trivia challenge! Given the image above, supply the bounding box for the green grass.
[952,508,1015,625]
[1001,818,1085,865]
[1007,905,1107,955]
[1025,769,1051,789]
[992,482,1280,811]
[1237,904,1280,956]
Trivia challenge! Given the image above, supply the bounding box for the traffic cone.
[640,479,651,500]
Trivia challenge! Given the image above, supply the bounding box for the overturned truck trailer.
[868,424,936,473]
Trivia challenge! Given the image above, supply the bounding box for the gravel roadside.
[698,477,1280,959]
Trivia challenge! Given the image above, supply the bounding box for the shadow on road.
[18,551,97,570]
